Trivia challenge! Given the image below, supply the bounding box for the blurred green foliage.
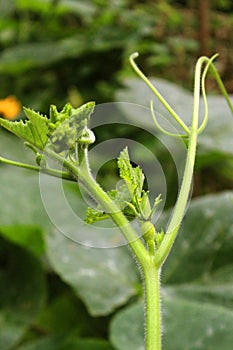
[0,0,232,113]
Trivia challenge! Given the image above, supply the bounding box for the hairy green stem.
[143,265,161,350]
[154,127,197,266]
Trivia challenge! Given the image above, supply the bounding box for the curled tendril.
[130,52,233,139]
[129,52,190,135]
[198,54,233,134]
[197,56,216,134]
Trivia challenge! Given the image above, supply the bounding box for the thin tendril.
[209,62,233,114]
[198,53,233,134]
[150,100,189,138]
[129,52,190,135]
[198,54,218,134]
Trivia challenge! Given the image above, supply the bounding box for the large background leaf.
[0,128,35,162]
[0,166,49,227]
[0,38,86,74]
[46,229,140,316]
[162,191,233,284]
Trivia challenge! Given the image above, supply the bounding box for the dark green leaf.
[0,238,46,350]
[17,336,114,350]
[35,293,92,335]
[0,226,44,257]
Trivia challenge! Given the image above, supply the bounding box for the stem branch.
[0,155,74,181]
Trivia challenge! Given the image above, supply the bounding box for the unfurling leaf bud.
[36,154,47,168]
[141,221,155,242]
[77,127,95,145]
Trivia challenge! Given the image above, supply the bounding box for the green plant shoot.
[0,53,232,350]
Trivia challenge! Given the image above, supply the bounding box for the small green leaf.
[23,107,49,147]
[117,147,162,220]
[117,147,147,219]
[85,184,132,224]
[155,229,164,248]
[118,147,144,198]
[47,102,95,152]
[0,109,49,150]
[140,221,155,242]
[85,147,161,224]
[115,185,132,207]
[139,191,151,218]
[85,207,109,224]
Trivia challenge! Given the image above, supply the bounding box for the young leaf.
[138,190,152,219]
[117,147,144,198]
[0,102,95,153]
[47,102,95,152]
[24,108,49,147]
[85,207,109,224]
[85,186,132,224]
[0,109,49,150]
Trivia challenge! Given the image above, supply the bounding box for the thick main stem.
[143,264,161,350]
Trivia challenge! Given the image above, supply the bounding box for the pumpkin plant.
[0,53,232,350]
